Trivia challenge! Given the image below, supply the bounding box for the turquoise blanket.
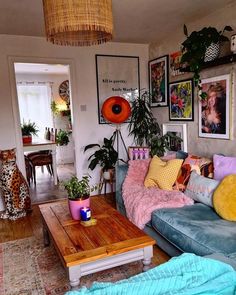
[66,253,236,295]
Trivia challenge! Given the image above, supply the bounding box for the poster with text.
[96,55,140,124]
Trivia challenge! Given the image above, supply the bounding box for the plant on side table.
[63,175,97,220]
[181,24,233,98]
[84,134,118,180]
[21,120,39,144]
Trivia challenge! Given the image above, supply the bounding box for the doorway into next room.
[14,62,76,203]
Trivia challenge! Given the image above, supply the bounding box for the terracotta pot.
[22,135,32,144]
[68,195,90,220]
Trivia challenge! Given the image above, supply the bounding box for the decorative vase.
[22,135,32,144]
[68,195,90,220]
[204,42,220,62]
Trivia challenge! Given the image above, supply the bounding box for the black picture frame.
[148,55,169,107]
[95,54,140,124]
[169,78,194,121]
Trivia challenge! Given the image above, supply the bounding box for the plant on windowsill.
[63,175,97,220]
[181,24,233,99]
[21,120,39,144]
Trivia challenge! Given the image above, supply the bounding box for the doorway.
[13,62,75,203]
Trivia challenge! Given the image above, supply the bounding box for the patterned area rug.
[0,237,154,295]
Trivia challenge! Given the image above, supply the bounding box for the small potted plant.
[56,129,70,146]
[181,24,233,97]
[21,120,39,144]
[84,134,118,180]
[63,175,97,220]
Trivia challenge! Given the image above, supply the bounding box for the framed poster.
[169,79,194,121]
[148,55,169,107]
[199,74,230,139]
[96,55,140,124]
[169,51,186,77]
[162,123,188,152]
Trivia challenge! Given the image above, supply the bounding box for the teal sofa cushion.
[152,203,236,256]
[115,163,128,216]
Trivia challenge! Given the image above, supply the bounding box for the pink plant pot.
[68,196,90,220]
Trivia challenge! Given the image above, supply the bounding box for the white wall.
[149,2,236,158]
[0,35,149,190]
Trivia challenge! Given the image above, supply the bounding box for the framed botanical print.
[169,79,194,121]
[148,55,169,107]
[199,74,230,139]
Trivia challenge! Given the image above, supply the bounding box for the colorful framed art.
[148,55,169,107]
[95,54,140,124]
[169,79,194,121]
[169,51,186,77]
[199,74,230,139]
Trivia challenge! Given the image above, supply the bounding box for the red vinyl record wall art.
[101,96,131,124]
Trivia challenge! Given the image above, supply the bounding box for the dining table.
[23,138,58,185]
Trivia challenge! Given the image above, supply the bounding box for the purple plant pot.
[68,196,90,220]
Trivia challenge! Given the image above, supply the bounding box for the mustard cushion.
[213,174,236,221]
[144,156,183,190]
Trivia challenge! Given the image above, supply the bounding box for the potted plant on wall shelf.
[63,175,97,220]
[84,134,118,180]
[181,24,233,98]
[21,120,39,144]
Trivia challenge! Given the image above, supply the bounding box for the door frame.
[8,56,77,177]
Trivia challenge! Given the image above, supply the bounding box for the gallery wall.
[149,2,236,157]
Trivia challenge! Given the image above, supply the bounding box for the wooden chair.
[28,152,53,185]
[24,155,32,186]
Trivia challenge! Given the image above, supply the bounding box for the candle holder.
[80,207,91,221]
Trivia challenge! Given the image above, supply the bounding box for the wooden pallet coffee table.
[39,196,155,289]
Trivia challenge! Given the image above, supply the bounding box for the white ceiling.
[0,0,234,44]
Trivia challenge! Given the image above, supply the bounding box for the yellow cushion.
[213,174,236,221]
[144,156,183,190]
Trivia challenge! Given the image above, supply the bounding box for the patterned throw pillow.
[213,154,236,181]
[144,156,183,190]
[175,154,212,191]
[185,171,219,207]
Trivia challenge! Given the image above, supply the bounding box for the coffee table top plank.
[40,206,77,256]
[65,236,155,267]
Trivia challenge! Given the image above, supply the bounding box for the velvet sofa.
[115,163,236,268]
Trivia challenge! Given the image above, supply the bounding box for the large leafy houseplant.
[181,24,233,98]
[128,92,182,157]
[84,134,118,172]
[128,92,161,146]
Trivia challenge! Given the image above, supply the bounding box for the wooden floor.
[0,193,170,266]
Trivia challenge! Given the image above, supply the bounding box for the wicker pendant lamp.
[42,0,113,46]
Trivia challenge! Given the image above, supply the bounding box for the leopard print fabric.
[0,148,31,220]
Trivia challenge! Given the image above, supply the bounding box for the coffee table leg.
[142,245,153,271]
[68,265,81,289]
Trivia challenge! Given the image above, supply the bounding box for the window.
[17,83,53,138]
